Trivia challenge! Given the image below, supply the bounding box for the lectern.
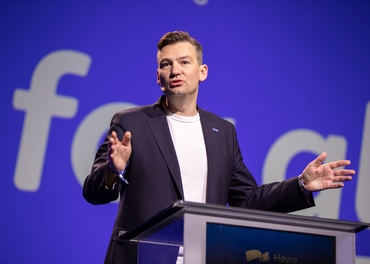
[118,200,369,264]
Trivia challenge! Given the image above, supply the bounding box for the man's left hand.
[302,152,355,192]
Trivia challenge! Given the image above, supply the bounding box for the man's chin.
[165,87,185,95]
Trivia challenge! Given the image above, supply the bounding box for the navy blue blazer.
[83,96,314,263]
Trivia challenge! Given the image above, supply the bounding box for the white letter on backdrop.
[356,102,370,223]
[12,50,91,191]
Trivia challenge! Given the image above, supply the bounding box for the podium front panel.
[206,223,335,264]
[183,214,355,264]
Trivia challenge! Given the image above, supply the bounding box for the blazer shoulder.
[114,98,165,119]
[115,105,150,117]
[199,108,235,128]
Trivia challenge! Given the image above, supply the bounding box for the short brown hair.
[157,31,203,65]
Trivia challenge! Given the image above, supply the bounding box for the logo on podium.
[246,250,269,262]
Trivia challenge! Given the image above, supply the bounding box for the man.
[83,31,354,264]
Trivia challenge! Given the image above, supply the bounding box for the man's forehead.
[157,42,197,60]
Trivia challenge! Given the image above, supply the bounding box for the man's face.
[156,42,208,99]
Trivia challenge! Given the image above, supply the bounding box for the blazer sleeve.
[82,113,126,205]
[227,126,314,213]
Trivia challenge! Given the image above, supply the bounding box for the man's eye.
[160,62,170,69]
[181,61,189,65]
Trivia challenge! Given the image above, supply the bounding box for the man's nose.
[170,63,180,77]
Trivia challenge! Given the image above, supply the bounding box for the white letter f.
[13,50,91,191]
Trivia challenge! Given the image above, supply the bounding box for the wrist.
[109,162,129,185]
[298,174,311,195]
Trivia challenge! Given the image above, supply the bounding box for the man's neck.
[164,96,198,116]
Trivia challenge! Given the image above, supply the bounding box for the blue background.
[1,0,369,263]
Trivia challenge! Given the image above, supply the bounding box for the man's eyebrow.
[177,55,193,61]
[159,56,193,64]
[159,58,171,63]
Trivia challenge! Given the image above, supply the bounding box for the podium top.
[119,200,369,242]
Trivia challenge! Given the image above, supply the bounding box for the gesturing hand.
[301,152,355,192]
[108,131,132,173]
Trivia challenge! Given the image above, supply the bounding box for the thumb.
[122,131,132,146]
[314,152,327,165]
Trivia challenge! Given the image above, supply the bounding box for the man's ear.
[199,64,208,82]
[156,70,160,85]
[156,70,165,91]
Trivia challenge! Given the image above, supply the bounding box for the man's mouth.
[170,80,184,87]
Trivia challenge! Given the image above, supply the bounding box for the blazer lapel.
[199,109,220,204]
[146,99,184,198]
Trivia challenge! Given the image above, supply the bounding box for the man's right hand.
[105,131,132,188]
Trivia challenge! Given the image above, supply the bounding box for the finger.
[333,175,353,182]
[329,183,345,189]
[333,169,356,176]
[111,131,118,141]
[329,160,351,169]
[122,131,132,146]
[109,131,119,145]
[313,152,327,166]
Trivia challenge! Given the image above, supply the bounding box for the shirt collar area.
[163,104,200,123]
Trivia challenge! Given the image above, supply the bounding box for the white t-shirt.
[165,109,208,203]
